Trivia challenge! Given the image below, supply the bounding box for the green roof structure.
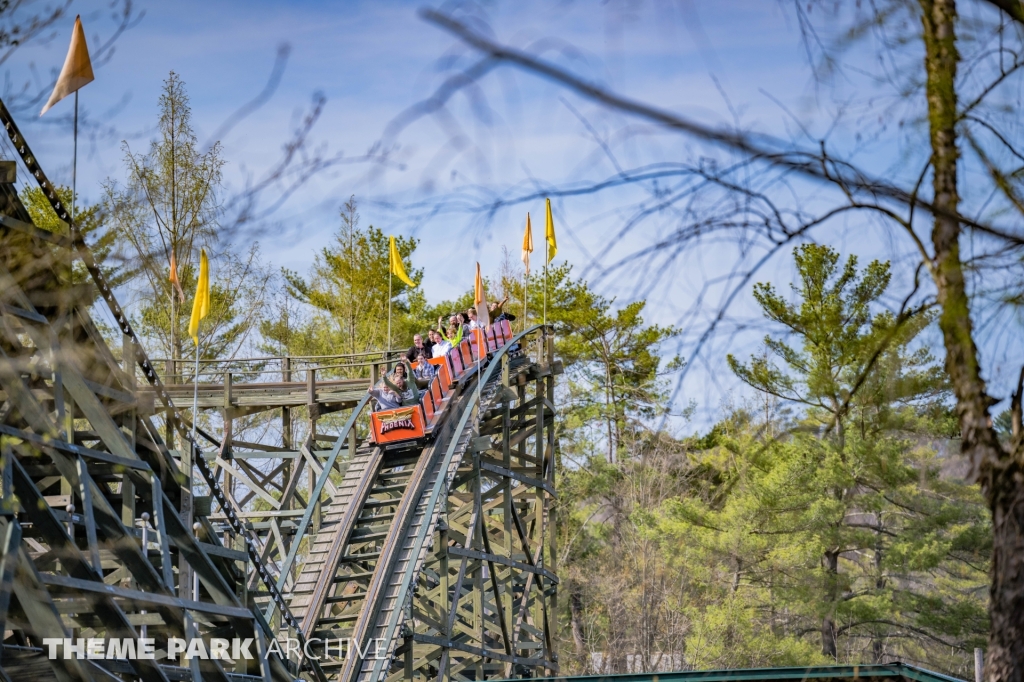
[506,664,967,682]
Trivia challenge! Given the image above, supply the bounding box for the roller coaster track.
[0,99,560,682]
[274,336,559,682]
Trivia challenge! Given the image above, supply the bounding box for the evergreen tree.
[266,196,425,368]
[508,264,680,462]
[104,71,268,373]
[554,246,987,677]
[663,245,988,668]
[20,185,125,293]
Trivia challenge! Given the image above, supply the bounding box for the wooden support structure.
[177,327,561,682]
[0,100,294,682]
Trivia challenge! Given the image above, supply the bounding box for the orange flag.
[40,16,94,116]
[474,262,490,330]
[168,251,185,303]
[521,213,533,276]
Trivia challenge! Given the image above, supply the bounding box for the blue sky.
[6,0,815,290]
[9,0,1019,426]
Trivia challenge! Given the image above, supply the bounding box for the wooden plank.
[160,490,246,610]
[478,459,555,495]
[298,443,339,500]
[18,443,171,598]
[150,476,176,591]
[10,539,92,682]
[4,513,171,682]
[0,212,68,245]
[0,345,61,437]
[214,457,281,510]
[76,456,103,572]
[57,354,140,462]
[0,515,21,638]
[83,377,135,405]
[447,547,557,584]
[39,573,254,620]
[0,302,47,324]
[11,457,182,632]
[0,424,153,473]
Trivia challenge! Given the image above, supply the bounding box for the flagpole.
[543,239,548,328]
[189,327,199,605]
[522,271,528,332]
[40,16,94,217]
[191,326,199,561]
[72,90,78,223]
[192,332,199,446]
[388,268,393,358]
[477,330,482,425]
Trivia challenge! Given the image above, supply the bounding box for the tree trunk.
[168,288,178,453]
[349,220,356,354]
[821,549,838,660]
[170,288,178,374]
[873,522,886,663]
[604,351,615,464]
[986,467,1024,682]
[920,2,1024,679]
[569,585,586,660]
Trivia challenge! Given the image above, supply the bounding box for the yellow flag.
[389,236,416,287]
[40,16,94,116]
[474,262,490,329]
[545,198,557,263]
[188,249,210,345]
[521,213,533,275]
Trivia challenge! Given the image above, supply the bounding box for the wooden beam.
[0,515,22,640]
[39,573,254,620]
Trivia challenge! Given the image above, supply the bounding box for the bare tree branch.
[418,8,1024,249]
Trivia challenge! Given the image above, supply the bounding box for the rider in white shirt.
[431,328,452,357]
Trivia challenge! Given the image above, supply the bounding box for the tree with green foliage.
[553,246,987,677]
[104,71,266,370]
[664,244,989,667]
[135,244,269,366]
[19,184,125,293]
[266,197,425,367]
[508,264,680,462]
[556,435,693,674]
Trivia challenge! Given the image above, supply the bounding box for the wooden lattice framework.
[177,334,561,682]
[392,350,559,682]
[0,112,292,681]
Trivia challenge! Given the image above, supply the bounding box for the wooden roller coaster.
[0,99,560,682]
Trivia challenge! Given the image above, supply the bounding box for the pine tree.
[268,197,424,367]
[104,71,267,372]
[663,244,989,668]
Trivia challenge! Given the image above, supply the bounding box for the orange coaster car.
[370,405,427,445]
